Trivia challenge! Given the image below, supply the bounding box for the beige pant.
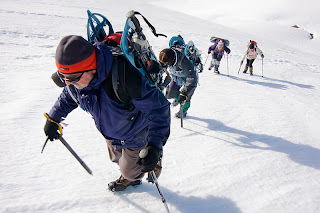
[106,139,145,181]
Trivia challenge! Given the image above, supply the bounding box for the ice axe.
[42,113,92,175]
[42,135,93,175]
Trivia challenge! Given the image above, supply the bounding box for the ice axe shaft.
[180,104,183,128]
[41,136,92,175]
[58,136,93,175]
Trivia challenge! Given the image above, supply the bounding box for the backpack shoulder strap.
[171,46,184,66]
[102,54,142,106]
[111,56,131,104]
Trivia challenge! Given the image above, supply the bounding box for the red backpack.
[250,40,257,46]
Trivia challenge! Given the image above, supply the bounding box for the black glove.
[44,118,60,141]
[177,92,188,104]
[137,144,162,173]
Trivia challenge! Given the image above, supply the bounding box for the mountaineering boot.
[147,159,162,183]
[250,67,253,75]
[108,175,142,192]
[214,65,220,74]
[175,111,187,118]
[243,64,248,73]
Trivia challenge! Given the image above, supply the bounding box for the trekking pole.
[139,149,171,213]
[150,171,171,213]
[238,61,243,74]
[261,58,264,77]
[226,54,229,77]
[203,54,209,68]
[180,104,183,128]
[41,136,93,175]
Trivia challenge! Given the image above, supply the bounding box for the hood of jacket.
[79,42,113,92]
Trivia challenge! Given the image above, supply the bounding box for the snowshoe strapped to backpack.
[210,36,230,47]
[85,10,168,106]
[169,36,203,72]
[87,10,167,92]
[87,10,114,43]
[120,11,167,88]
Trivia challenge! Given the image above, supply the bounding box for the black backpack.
[101,48,142,107]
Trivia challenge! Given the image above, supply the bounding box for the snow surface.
[1,0,320,212]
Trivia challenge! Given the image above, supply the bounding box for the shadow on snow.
[117,183,242,213]
[184,116,320,171]
[210,73,314,90]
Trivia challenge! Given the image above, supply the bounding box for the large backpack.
[52,10,167,107]
[87,10,167,104]
[250,40,257,46]
[210,36,230,47]
[169,35,203,73]
[248,40,258,50]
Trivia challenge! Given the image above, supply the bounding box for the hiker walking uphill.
[43,35,170,192]
[159,44,198,119]
[208,39,231,74]
[241,40,264,75]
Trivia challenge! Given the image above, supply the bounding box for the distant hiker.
[208,39,231,74]
[43,35,170,191]
[159,46,198,118]
[241,40,264,75]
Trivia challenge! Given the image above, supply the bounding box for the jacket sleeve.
[208,45,212,53]
[130,78,171,149]
[224,45,231,54]
[48,86,79,122]
[256,47,263,56]
[242,49,248,61]
[208,44,216,53]
[180,56,198,95]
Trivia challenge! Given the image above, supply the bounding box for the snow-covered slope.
[1,0,320,212]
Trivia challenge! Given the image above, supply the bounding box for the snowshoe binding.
[120,10,167,89]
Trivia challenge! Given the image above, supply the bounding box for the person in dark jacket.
[159,47,198,118]
[43,35,170,191]
[208,39,231,74]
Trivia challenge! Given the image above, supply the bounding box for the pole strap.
[180,93,187,105]
[44,113,63,135]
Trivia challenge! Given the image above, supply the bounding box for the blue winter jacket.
[48,42,170,150]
